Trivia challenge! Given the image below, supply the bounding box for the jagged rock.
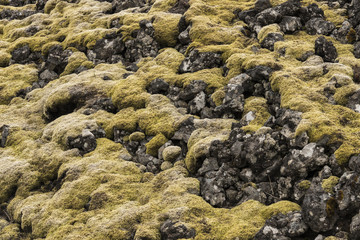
[0,125,9,148]
[315,36,338,62]
[168,0,190,14]
[350,212,360,240]
[148,78,169,94]
[11,45,43,65]
[160,220,196,240]
[299,3,324,23]
[305,18,335,35]
[0,9,36,20]
[178,25,191,45]
[124,20,160,63]
[260,32,284,51]
[354,42,360,58]
[256,8,282,26]
[302,183,338,232]
[280,16,302,33]
[111,0,147,13]
[179,49,222,73]
[67,129,104,154]
[90,32,125,64]
[179,80,207,101]
[254,211,308,239]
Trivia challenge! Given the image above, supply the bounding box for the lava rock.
[179,49,222,73]
[354,42,360,58]
[305,18,335,36]
[315,36,337,62]
[111,0,147,13]
[148,78,169,94]
[178,25,191,45]
[299,3,324,24]
[302,183,338,232]
[168,0,190,14]
[279,16,302,33]
[160,220,196,240]
[256,8,282,26]
[0,125,10,148]
[67,128,105,154]
[91,34,125,63]
[162,146,182,162]
[0,9,36,20]
[350,212,360,240]
[124,20,160,63]
[179,80,207,101]
[254,0,272,12]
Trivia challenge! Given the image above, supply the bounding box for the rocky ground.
[1,0,360,239]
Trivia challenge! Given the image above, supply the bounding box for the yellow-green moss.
[211,89,225,106]
[258,24,282,43]
[153,13,182,47]
[145,133,168,157]
[333,84,359,105]
[241,97,271,133]
[0,50,10,67]
[0,64,38,104]
[297,180,311,190]
[129,132,145,142]
[60,51,94,76]
[322,176,340,193]
[103,107,138,138]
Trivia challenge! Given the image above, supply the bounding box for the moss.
[211,89,225,106]
[146,133,168,157]
[153,13,182,47]
[149,0,178,12]
[103,107,138,138]
[162,146,181,162]
[322,176,340,194]
[297,180,311,190]
[333,84,359,105]
[60,51,94,76]
[241,97,271,133]
[0,50,10,67]
[0,64,38,105]
[258,24,282,43]
[129,132,145,142]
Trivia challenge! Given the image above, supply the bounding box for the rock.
[179,49,222,73]
[39,69,58,82]
[11,45,31,64]
[305,18,335,36]
[111,0,147,13]
[198,158,219,175]
[315,36,337,62]
[162,146,182,162]
[160,220,196,240]
[168,0,190,14]
[67,128,105,154]
[124,20,160,63]
[179,80,207,101]
[300,3,324,23]
[279,16,302,33]
[0,9,36,20]
[0,125,10,148]
[333,21,352,43]
[188,91,206,115]
[354,42,360,58]
[334,171,360,216]
[148,78,169,94]
[256,8,282,26]
[178,25,191,45]
[350,212,360,240]
[254,211,308,239]
[260,33,284,51]
[254,0,272,12]
[92,33,125,63]
[302,183,338,232]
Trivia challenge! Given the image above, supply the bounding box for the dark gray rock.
[280,16,302,33]
[260,32,284,51]
[299,3,324,24]
[302,183,338,232]
[148,78,169,94]
[0,9,36,20]
[0,125,10,148]
[43,44,72,75]
[178,25,191,45]
[305,18,335,36]
[111,0,147,13]
[124,20,159,63]
[179,80,207,101]
[350,212,360,240]
[160,220,196,240]
[179,49,222,73]
[254,211,307,240]
[315,36,337,62]
[354,41,360,58]
[254,0,272,12]
[333,21,352,44]
[39,69,58,82]
[168,0,189,14]
[349,154,360,173]
[256,8,282,26]
[67,128,105,154]
[91,33,124,64]
[188,91,206,115]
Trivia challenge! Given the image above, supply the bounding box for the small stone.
[129,132,145,142]
[305,18,335,36]
[280,16,302,33]
[161,161,173,171]
[148,78,169,94]
[162,146,182,162]
[260,32,284,51]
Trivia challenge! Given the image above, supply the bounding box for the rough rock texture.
[1,0,360,239]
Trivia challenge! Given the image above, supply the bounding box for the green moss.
[0,50,10,67]
[60,51,94,76]
[129,132,145,142]
[211,89,225,107]
[241,97,271,133]
[0,64,38,104]
[146,133,168,157]
[322,176,339,193]
[153,13,182,47]
[258,24,282,43]
[103,107,138,138]
[297,180,311,190]
[333,84,359,105]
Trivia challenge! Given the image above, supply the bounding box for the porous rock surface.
[1,0,360,239]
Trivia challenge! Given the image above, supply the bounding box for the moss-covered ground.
[0,0,359,239]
